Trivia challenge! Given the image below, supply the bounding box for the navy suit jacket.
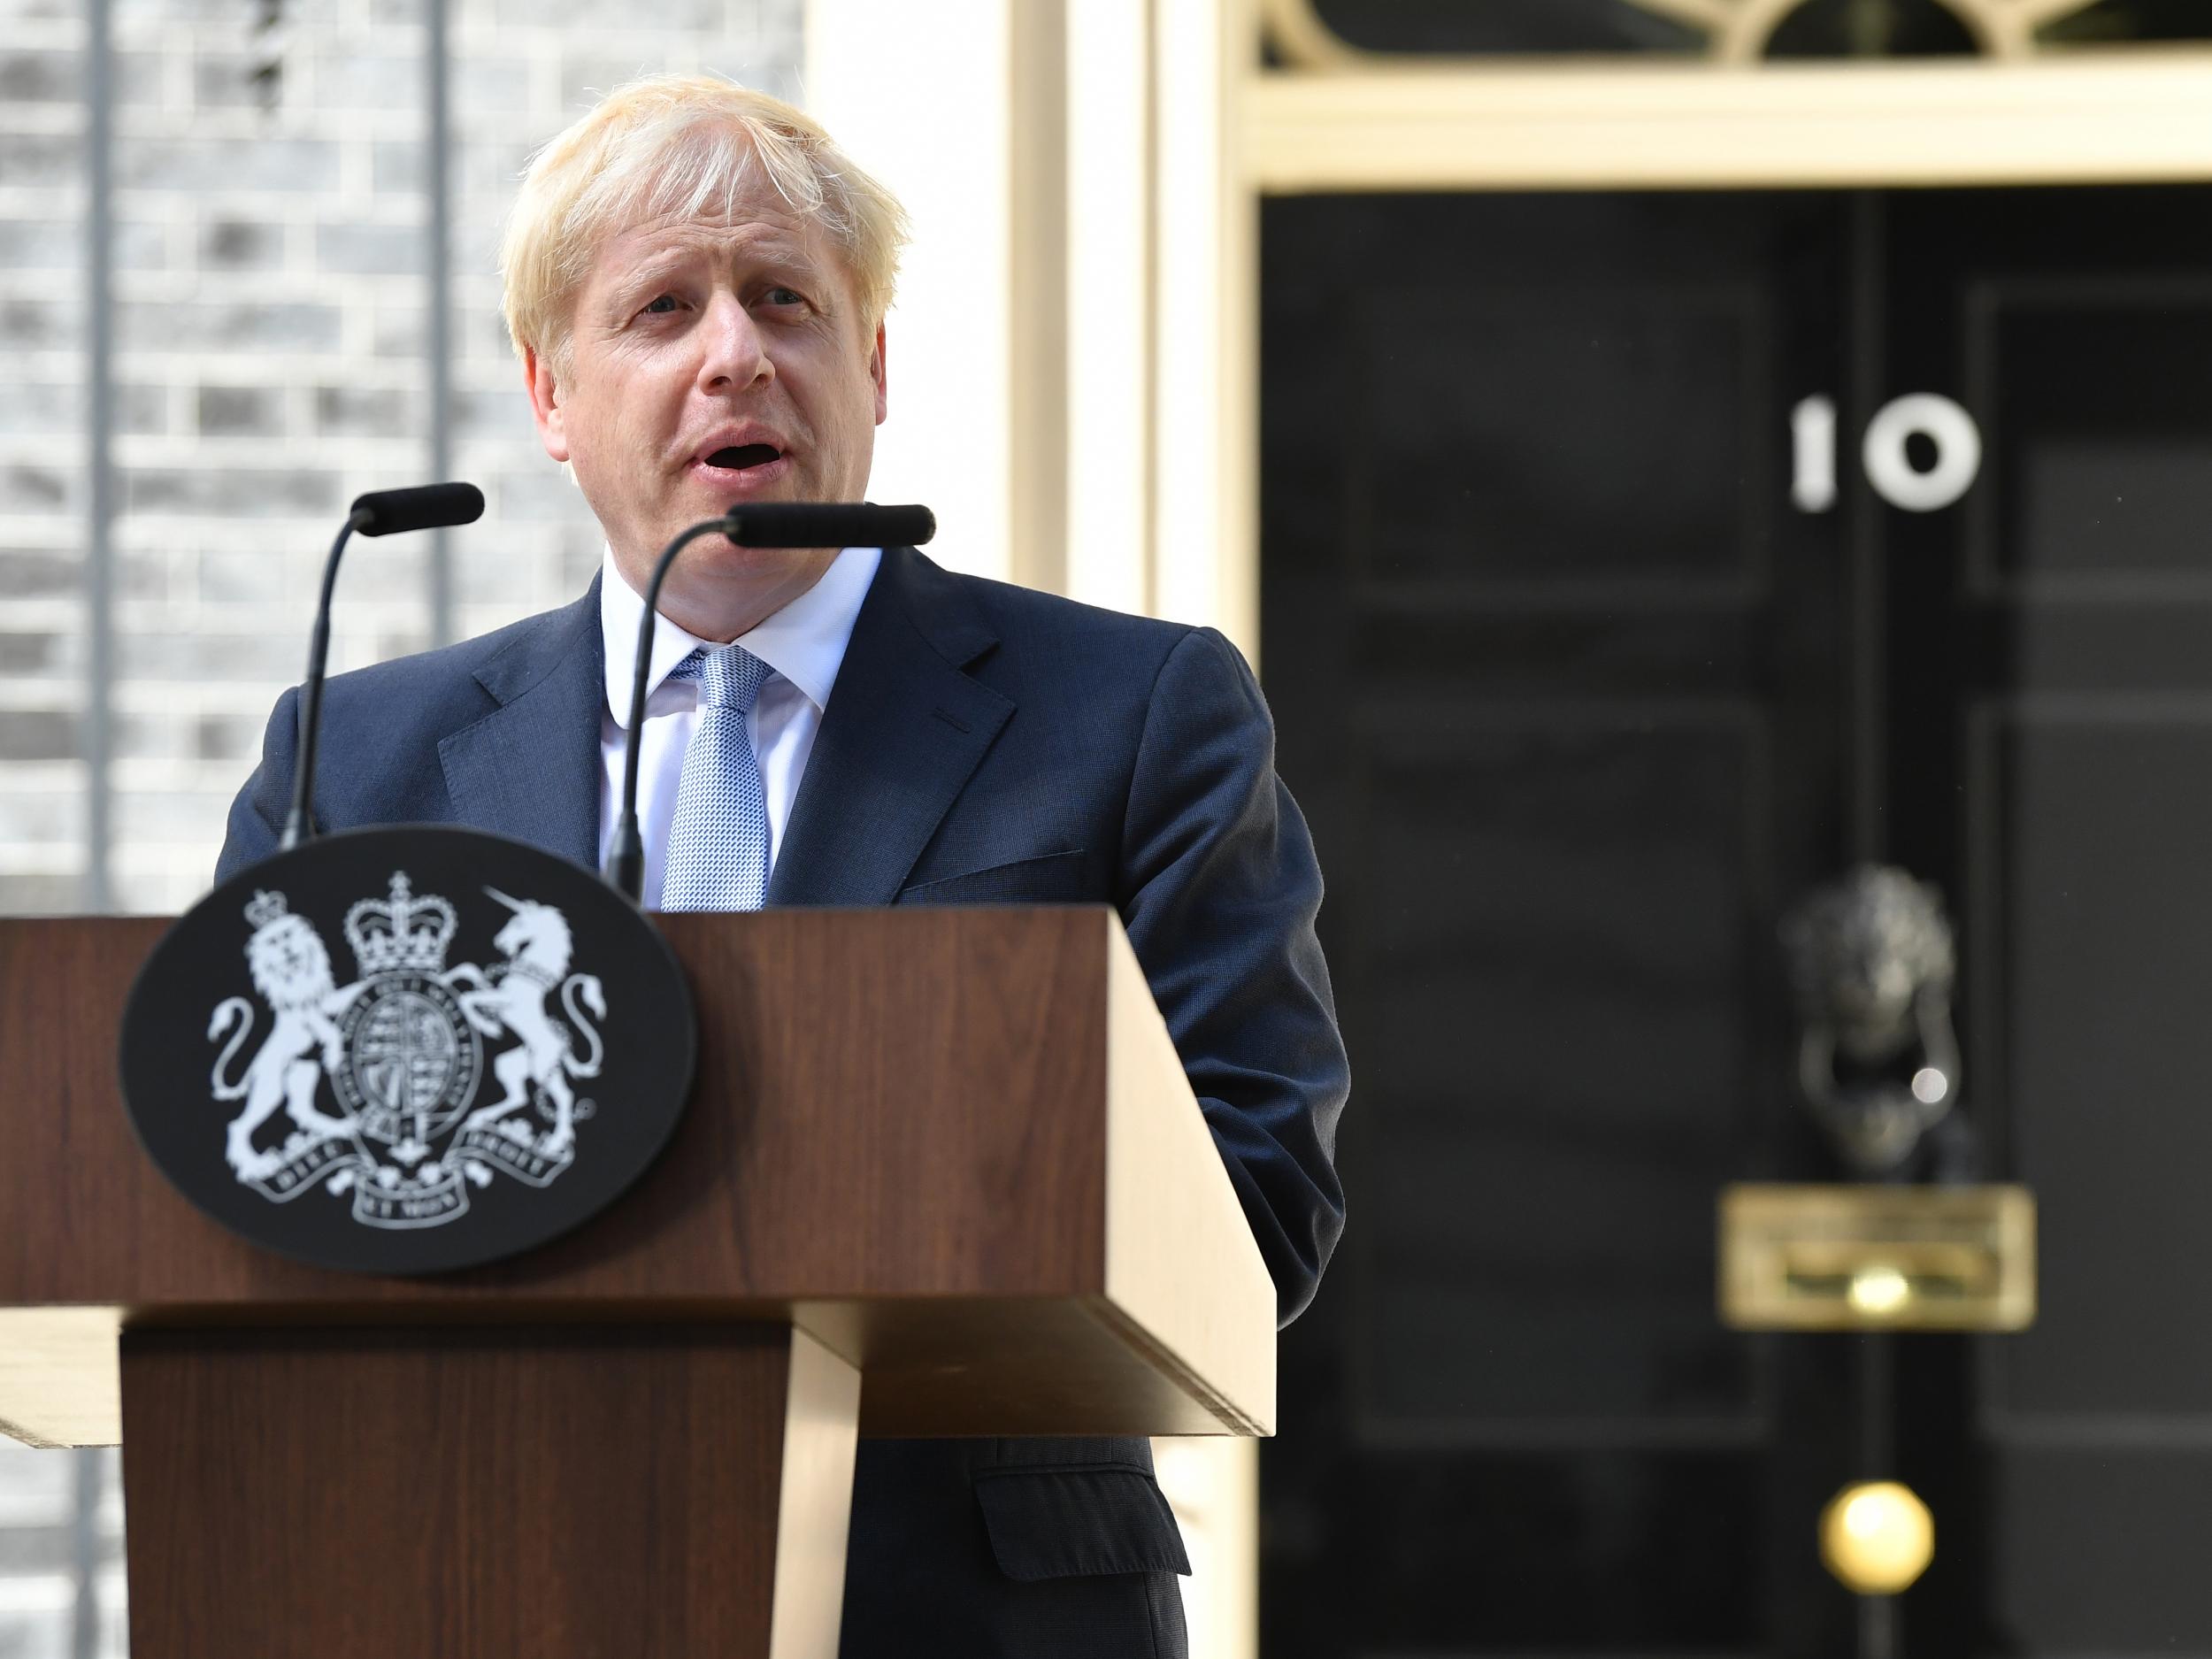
[218,547,1348,1656]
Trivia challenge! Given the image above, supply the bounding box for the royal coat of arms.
[204,872,607,1229]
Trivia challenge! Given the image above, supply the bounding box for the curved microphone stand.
[282,482,485,852]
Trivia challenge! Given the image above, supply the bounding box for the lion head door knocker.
[1781,866,1964,1179]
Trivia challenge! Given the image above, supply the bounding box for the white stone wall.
[0,3,800,1648]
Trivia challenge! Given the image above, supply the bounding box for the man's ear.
[871,322,887,426]
[524,344,570,463]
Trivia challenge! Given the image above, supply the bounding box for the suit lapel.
[438,579,605,872]
[766,548,1012,907]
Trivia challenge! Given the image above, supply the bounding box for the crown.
[344,872,457,977]
[242,889,290,931]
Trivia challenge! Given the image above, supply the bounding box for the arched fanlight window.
[1264,0,2183,65]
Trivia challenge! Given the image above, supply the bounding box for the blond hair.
[501,74,909,372]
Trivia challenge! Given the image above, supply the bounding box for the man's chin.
[686,534,811,569]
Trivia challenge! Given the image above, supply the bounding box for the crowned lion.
[207,891,368,1179]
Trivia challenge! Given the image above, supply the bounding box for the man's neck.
[615,546,840,642]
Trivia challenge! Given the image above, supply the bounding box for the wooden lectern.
[0,907,1274,1658]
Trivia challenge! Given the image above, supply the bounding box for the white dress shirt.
[597,544,882,909]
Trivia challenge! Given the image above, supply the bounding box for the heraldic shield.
[120,826,695,1274]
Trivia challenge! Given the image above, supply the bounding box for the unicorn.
[449,888,605,1156]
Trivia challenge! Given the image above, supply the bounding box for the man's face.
[525,162,888,641]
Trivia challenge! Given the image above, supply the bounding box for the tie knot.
[671,643,771,713]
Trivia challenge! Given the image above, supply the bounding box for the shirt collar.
[600,543,883,729]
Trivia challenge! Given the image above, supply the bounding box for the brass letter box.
[1718,1184,2035,1332]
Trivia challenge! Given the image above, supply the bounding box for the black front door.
[1260,185,2212,1655]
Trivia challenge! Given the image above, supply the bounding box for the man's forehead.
[594,197,826,279]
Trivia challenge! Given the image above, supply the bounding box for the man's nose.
[697,294,772,393]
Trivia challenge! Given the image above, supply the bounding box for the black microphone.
[280,482,485,851]
[603,503,937,901]
[351,480,485,538]
[721,501,933,550]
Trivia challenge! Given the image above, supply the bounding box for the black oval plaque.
[119,826,695,1274]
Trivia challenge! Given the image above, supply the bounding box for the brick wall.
[0,4,801,1647]
[0,1,88,919]
[0,1448,119,1659]
[0,0,802,918]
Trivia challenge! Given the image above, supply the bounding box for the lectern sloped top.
[0,906,1276,1448]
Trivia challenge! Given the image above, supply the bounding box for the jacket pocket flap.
[974,1467,1192,1581]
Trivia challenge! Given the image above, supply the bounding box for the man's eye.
[641,295,679,315]
[766,288,804,308]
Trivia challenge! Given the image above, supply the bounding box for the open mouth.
[704,443,781,471]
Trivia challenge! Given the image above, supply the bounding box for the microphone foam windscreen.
[352,481,487,537]
[723,503,935,549]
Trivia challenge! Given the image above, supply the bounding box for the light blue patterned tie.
[660,644,773,911]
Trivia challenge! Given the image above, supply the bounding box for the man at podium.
[217,74,1348,1659]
